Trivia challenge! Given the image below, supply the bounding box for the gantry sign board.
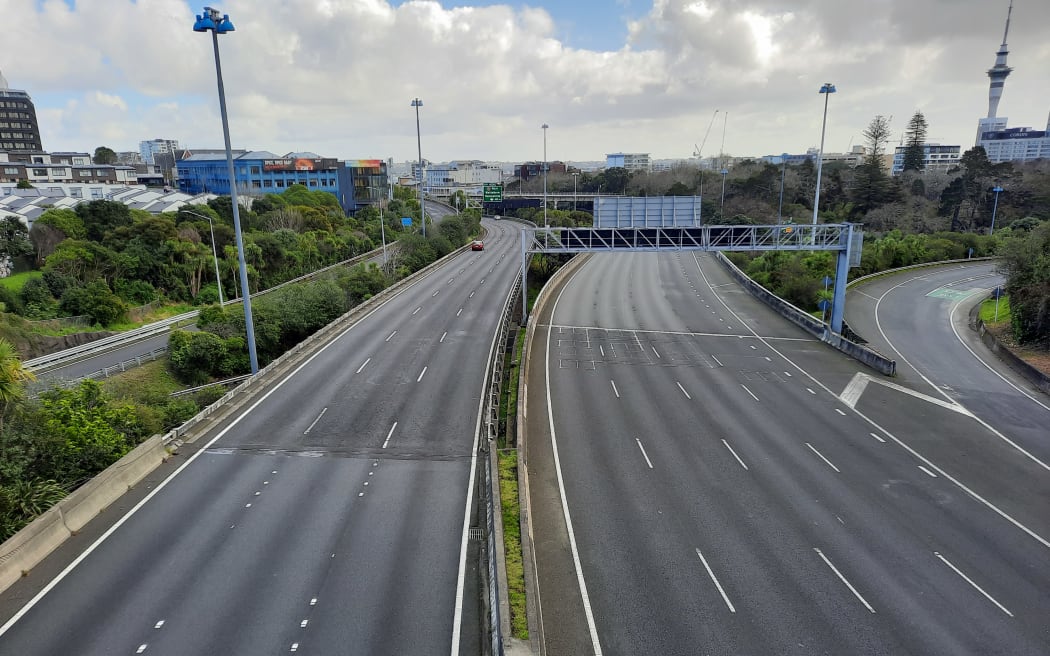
[483,183,504,202]
[595,196,701,228]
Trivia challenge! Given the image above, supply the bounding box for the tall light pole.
[572,171,579,211]
[719,168,729,218]
[778,156,787,223]
[990,185,1004,234]
[411,98,425,238]
[812,82,836,227]
[193,6,258,374]
[181,209,225,306]
[542,123,549,227]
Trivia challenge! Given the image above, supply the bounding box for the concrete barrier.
[0,434,171,594]
[715,252,896,376]
[969,301,1050,395]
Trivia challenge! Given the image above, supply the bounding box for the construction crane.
[693,109,719,222]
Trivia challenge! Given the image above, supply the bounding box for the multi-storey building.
[606,152,652,172]
[0,151,138,185]
[891,144,962,176]
[0,70,42,152]
[139,138,180,166]
[514,161,567,181]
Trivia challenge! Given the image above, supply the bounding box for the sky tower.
[985,0,1013,118]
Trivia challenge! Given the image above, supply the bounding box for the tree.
[15,179,33,189]
[76,200,133,242]
[902,111,929,173]
[0,216,33,261]
[0,338,34,434]
[851,115,894,215]
[92,146,118,165]
[999,221,1050,344]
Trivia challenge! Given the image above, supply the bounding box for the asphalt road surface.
[525,252,1050,655]
[0,218,521,656]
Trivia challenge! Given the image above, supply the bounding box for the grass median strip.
[498,449,528,639]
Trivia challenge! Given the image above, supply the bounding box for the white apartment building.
[976,116,1050,163]
[606,152,652,172]
[139,138,180,166]
[0,151,138,185]
[411,160,501,195]
[891,144,962,176]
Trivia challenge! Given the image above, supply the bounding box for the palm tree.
[0,338,34,433]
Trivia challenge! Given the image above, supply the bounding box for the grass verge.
[498,449,528,640]
[980,295,1011,325]
[0,270,42,292]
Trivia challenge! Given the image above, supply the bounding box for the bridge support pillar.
[830,223,853,335]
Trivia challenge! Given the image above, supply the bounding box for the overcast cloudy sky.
[3,0,1049,164]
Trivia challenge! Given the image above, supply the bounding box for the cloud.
[2,0,1048,161]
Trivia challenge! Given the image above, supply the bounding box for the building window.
[70,188,82,198]
[2,167,17,174]
[250,166,260,174]
[251,180,261,188]
[275,179,285,188]
[32,168,47,176]
[263,179,272,187]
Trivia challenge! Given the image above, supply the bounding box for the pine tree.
[902,111,929,173]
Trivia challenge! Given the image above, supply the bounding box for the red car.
[471,240,484,251]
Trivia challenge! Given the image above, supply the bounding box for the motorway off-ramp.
[0,218,521,655]
[525,252,1050,655]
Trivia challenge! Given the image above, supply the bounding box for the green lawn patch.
[980,295,1011,325]
[0,270,42,292]
[499,449,528,640]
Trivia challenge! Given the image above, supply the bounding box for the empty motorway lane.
[0,218,522,656]
[525,251,1050,655]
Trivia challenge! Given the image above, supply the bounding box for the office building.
[606,152,652,172]
[0,70,43,152]
[514,161,567,181]
[891,144,962,176]
[139,138,180,166]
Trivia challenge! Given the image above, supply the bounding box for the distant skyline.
[2,0,1049,164]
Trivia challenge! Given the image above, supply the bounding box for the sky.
[2,0,1050,164]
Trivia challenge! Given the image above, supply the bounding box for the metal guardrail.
[169,374,252,398]
[23,244,393,374]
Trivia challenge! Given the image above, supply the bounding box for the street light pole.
[194,6,259,374]
[812,82,836,227]
[990,185,1004,234]
[542,123,549,227]
[572,171,579,212]
[719,168,729,218]
[412,98,425,238]
[778,157,787,223]
[181,209,225,306]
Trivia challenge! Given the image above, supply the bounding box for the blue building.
[176,150,386,213]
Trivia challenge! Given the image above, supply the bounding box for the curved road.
[0,217,520,655]
[525,252,1050,655]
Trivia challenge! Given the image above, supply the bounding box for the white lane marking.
[835,409,847,416]
[481,278,486,284]
[934,551,1013,617]
[918,465,938,478]
[599,344,605,357]
[470,291,476,298]
[869,432,886,443]
[417,366,427,382]
[245,503,252,508]
[764,356,771,362]
[457,308,463,317]
[412,306,421,315]
[806,388,816,395]
[154,621,164,629]
[749,344,756,350]
[874,273,1048,472]
[432,290,440,298]
[440,331,448,343]
[722,439,749,471]
[310,598,318,606]
[447,278,454,284]
[290,644,299,652]
[695,548,736,613]
[839,373,972,415]
[677,381,692,399]
[300,619,309,628]
[784,371,792,377]
[806,442,841,473]
[355,358,371,374]
[137,645,148,654]
[610,380,621,398]
[544,265,604,655]
[386,330,397,342]
[652,346,661,358]
[383,422,398,449]
[711,355,724,367]
[741,385,759,402]
[635,439,654,469]
[814,548,875,613]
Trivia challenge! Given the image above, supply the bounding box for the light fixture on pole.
[571,171,579,211]
[411,98,425,238]
[181,209,225,306]
[812,82,836,227]
[193,6,259,374]
[542,123,549,227]
[990,185,1004,234]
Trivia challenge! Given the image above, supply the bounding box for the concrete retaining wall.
[0,434,171,594]
[715,252,896,376]
[969,302,1050,395]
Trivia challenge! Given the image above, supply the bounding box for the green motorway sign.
[483,183,503,202]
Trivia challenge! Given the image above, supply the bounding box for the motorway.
[0,217,521,655]
[524,252,1050,655]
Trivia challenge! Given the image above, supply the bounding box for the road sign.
[818,299,831,311]
[483,183,503,202]
[822,276,833,287]
[401,217,413,227]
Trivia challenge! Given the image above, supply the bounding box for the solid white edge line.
[0,259,443,640]
[691,252,1050,551]
[610,380,620,398]
[382,421,397,449]
[355,357,371,374]
[741,384,760,402]
[635,439,654,469]
[721,439,749,471]
[933,551,1013,617]
[806,442,841,473]
[695,548,736,613]
[814,548,876,613]
[676,381,692,399]
[452,224,521,654]
[545,264,605,655]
